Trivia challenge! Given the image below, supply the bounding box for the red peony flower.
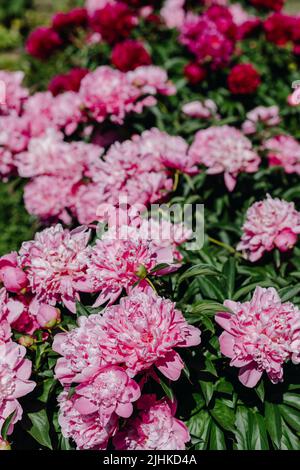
[52,8,88,33]
[228,63,261,95]
[90,2,137,44]
[48,68,89,96]
[26,27,63,60]
[184,62,207,84]
[264,13,294,46]
[111,40,151,72]
[250,0,285,11]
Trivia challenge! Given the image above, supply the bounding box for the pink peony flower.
[0,288,24,343]
[89,2,137,44]
[263,135,300,175]
[242,105,280,135]
[18,225,90,313]
[111,40,151,72]
[24,175,76,224]
[58,389,118,450]
[127,65,176,96]
[114,394,190,449]
[36,304,61,329]
[0,71,28,116]
[94,289,201,380]
[79,66,156,124]
[237,195,300,261]
[84,214,188,306]
[189,125,261,191]
[215,286,300,387]
[71,366,140,423]
[0,252,28,293]
[160,0,186,29]
[54,290,200,384]
[182,99,218,119]
[48,68,89,96]
[0,341,35,435]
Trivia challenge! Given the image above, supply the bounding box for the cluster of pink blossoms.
[75,128,197,225]
[0,67,175,182]
[216,286,300,387]
[263,135,300,175]
[242,105,281,135]
[54,288,200,449]
[189,125,261,191]
[237,195,300,261]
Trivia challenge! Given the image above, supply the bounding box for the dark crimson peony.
[48,68,89,96]
[26,27,63,60]
[250,0,285,11]
[228,64,261,95]
[184,62,207,84]
[264,13,294,45]
[111,40,151,72]
[52,8,88,33]
[90,2,137,44]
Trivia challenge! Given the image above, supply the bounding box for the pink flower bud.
[37,304,61,329]
[274,228,298,252]
[18,335,35,348]
[0,266,28,293]
[0,438,11,450]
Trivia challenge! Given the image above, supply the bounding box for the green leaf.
[222,258,235,298]
[159,378,174,402]
[280,421,300,450]
[265,402,282,449]
[209,422,226,450]
[210,399,235,432]
[279,404,300,432]
[251,414,269,450]
[187,410,211,450]
[1,411,16,440]
[255,380,265,402]
[27,410,52,450]
[178,264,221,285]
[233,281,278,300]
[279,285,300,302]
[37,378,56,403]
[200,380,214,406]
[283,393,300,411]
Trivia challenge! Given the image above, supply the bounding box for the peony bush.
[0,0,300,451]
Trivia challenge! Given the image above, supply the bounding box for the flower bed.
[0,0,300,451]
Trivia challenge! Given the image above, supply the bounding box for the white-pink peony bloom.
[215,287,300,387]
[0,71,28,116]
[58,389,118,450]
[18,225,90,313]
[242,106,280,135]
[189,125,261,191]
[263,135,300,175]
[0,341,35,435]
[114,394,190,450]
[237,195,300,261]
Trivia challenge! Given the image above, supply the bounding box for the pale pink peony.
[16,129,101,179]
[58,389,118,450]
[24,175,77,224]
[18,224,90,313]
[86,0,115,15]
[127,65,176,96]
[84,216,187,306]
[215,286,300,387]
[51,92,84,136]
[182,99,218,119]
[242,106,280,135]
[0,341,35,435]
[160,0,186,29]
[71,366,140,424]
[54,290,200,383]
[189,125,261,191]
[0,288,24,343]
[114,394,190,450]
[79,66,156,124]
[0,113,30,177]
[0,252,28,293]
[237,195,300,261]
[263,135,300,175]
[0,71,28,116]
[95,289,201,380]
